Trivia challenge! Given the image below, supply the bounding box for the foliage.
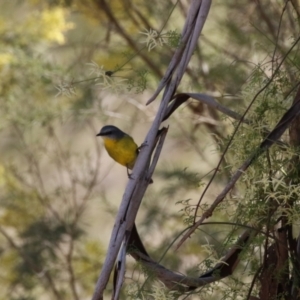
[0,0,300,299]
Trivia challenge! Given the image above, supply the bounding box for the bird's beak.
[96,132,102,137]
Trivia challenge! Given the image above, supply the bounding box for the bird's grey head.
[96,125,126,140]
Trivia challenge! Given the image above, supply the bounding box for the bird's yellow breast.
[103,135,138,169]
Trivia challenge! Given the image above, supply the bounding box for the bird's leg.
[126,165,133,179]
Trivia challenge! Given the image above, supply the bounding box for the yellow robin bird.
[96,125,152,183]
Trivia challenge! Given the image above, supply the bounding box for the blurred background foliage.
[0,0,299,299]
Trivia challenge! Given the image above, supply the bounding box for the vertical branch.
[66,237,80,300]
[91,1,212,299]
